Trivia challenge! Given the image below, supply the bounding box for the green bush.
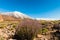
[39,28,48,35]
[0,36,4,40]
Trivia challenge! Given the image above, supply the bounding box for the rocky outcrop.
[0,15,3,22]
[0,24,16,40]
[33,34,48,40]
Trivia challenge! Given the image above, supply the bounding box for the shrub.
[0,36,4,40]
[39,28,48,35]
[13,19,42,40]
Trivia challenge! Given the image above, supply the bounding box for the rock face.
[0,24,16,40]
[0,15,3,22]
[33,34,48,40]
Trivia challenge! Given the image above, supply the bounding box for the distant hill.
[0,11,32,22]
[0,14,21,22]
[0,11,31,19]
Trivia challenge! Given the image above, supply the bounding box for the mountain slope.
[0,11,31,19]
[2,15,20,21]
[0,11,59,21]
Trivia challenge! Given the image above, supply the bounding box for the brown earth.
[0,14,21,22]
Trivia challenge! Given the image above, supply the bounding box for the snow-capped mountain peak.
[0,11,59,20]
[0,11,31,19]
[13,11,31,19]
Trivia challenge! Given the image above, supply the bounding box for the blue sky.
[0,0,60,19]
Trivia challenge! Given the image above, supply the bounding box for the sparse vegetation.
[0,19,60,40]
[39,28,48,35]
[13,19,42,40]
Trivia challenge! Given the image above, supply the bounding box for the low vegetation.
[13,19,42,40]
[39,28,48,35]
[0,19,60,40]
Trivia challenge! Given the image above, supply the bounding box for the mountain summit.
[0,11,31,19]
